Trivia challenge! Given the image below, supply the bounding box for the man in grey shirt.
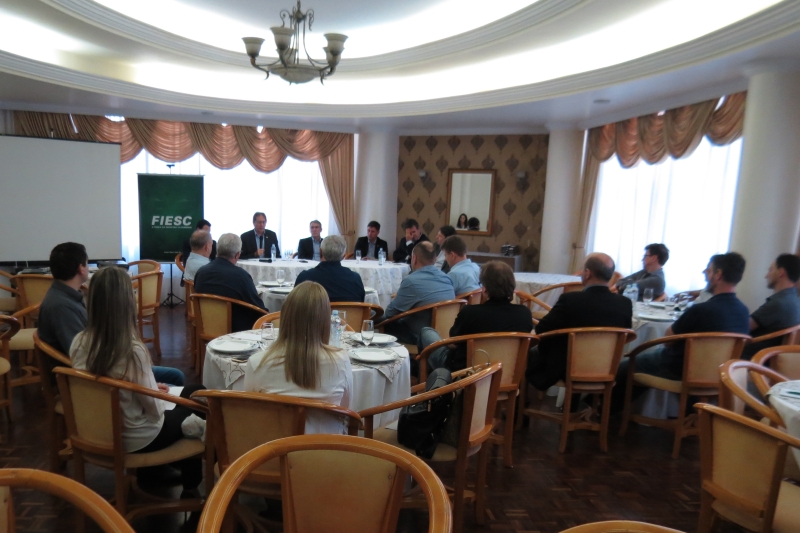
[184,229,212,282]
[615,243,669,300]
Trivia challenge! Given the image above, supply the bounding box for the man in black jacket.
[353,221,389,260]
[296,220,323,260]
[392,218,429,264]
[526,252,633,391]
[295,235,365,303]
[240,212,280,259]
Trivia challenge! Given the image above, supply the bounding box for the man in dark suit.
[194,233,267,332]
[353,221,389,260]
[295,235,365,303]
[240,212,280,259]
[392,218,430,264]
[526,252,633,391]
[296,220,323,260]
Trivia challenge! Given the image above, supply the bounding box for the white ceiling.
[0,0,799,132]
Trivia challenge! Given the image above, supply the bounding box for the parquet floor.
[1,305,745,533]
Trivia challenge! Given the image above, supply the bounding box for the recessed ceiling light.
[593,99,611,104]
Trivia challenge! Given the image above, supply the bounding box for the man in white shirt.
[442,236,481,296]
[184,229,212,282]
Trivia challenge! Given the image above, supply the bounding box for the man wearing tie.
[240,212,281,259]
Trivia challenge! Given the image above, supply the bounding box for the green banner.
[138,174,204,261]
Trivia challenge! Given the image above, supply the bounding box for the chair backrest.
[719,360,785,426]
[128,260,161,274]
[191,294,233,340]
[33,331,72,413]
[752,346,800,396]
[131,271,163,311]
[462,333,537,390]
[184,279,195,319]
[531,281,582,299]
[697,403,800,533]
[196,434,451,533]
[0,468,134,533]
[330,303,384,330]
[540,328,635,383]
[13,274,53,308]
[0,316,20,344]
[560,521,684,533]
[174,253,185,273]
[431,299,467,339]
[456,288,484,305]
[192,390,360,483]
[683,333,750,387]
[461,362,503,448]
[254,312,281,329]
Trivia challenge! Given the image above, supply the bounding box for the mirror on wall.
[446,169,496,236]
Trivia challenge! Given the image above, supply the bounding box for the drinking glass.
[361,320,374,347]
[338,311,348,340]
[260,322,274,343]
[276,269,286,286]
[677,296,689,313]
[283,249,293,261]
[665,296,677,313]
[643,288,654,307]
[355,250,362,262]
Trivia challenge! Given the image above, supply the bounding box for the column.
[729,61,800,310]
[538,128,584,274]
[354,130,399,246]
[0,110,12,135]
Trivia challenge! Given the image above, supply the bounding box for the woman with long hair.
[69,266,204,490]
[244,281,353,434]
[456,213,468,229]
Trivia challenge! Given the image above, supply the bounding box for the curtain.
[570,92,746,272]
[318,135,356,249]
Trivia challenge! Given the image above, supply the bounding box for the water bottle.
[330,310,341,347]
[623,283,639,306]
[378,249,385,266]
[270,244,276,261]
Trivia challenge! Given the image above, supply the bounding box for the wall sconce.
[418,170,428,179]
[516,171,528,182]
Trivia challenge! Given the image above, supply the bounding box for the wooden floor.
[1,305,745,533]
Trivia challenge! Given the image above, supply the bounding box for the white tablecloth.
[628,303,678,418]
[514,273,581,309]
[768,380,800,466]
[257,286,381,312]
[203,330,411,429]
[238,259,410,309]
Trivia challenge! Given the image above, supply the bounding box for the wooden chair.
[0,279,19,314]
[128,260,161,274]
[696,403,800,533]
[561,521,684,533]
[620,332,750,458]
[751,346,800,396]
[330,302,385,330]
[196,434,452,533]
[456,288,484,305]
[418,332,537,467]
[184,279,199,371]
[1,305,42,388]
[531,281,582,301]
[524,327,636,453]
[514,290,552,323]
[343,252,355,260]
[191,293,268,375]
[53,366,207,523]
[748,324,800,351]
[11,274,52,327]
[377,299,467,356]
[654,292,667,302]
[0,468,135,533]
[360,362,503,533]
[131,270,163,357]
[254,312,281,329]
[32,331,72,471]
[719,359,786,427]
[174,253,185,273]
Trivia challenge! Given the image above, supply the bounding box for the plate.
[269,287,294,294]
[647,302,667,308]
[351,333,397,345]
[350,348,397,364]
[259,280,281,287]
[637,312,674,322]
[208,337,259,354]
[364,286,376,293]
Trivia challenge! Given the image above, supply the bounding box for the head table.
[238,259,410,309]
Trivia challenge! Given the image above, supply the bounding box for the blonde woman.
[244,281,353,434]
[69,267,205,491]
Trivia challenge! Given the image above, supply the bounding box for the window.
[588,136,743,295]
[120,151,334,261]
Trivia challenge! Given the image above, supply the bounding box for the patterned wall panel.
[397,134,548,271]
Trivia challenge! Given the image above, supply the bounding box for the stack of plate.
[208,337,260,358]
[350,347,397,364]
[350,333,396,345]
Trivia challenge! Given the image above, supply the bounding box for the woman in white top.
[69,266,205,490]
[244,281,353,434]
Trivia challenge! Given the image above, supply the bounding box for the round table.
[238,259,410,309]
[202,330,411,429]
[628,302,678,418]
[257,285,381,313]
[514,273,581,308]
[768,380,800,466]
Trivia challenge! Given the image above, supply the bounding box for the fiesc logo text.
[151,215,193,227]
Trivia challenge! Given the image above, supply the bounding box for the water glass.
[260,322,274,343]
[361,320,374,347]
[276,269,286,286]
[338,311,348,339]
[643,288,654,307]
[283,249,293,261]
[355,250,361,262]
[677,296,689,313]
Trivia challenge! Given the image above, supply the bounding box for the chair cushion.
[711,480,800,533]
[373,427,480,463]
[633,373,682,393]
[0,358,10,375]
[9,328,35,351]
[123,438,205,469]
[0,298,15,313]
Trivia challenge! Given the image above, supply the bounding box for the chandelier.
[242,1,347,84]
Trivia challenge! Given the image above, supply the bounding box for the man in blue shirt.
[614,243,668,301]
[379,241,455,345]
[442,235,481,296]
[295,235,365,303]
[296,220,324,261]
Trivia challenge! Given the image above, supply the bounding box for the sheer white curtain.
[588,136,743,295]
[120,151,334,261]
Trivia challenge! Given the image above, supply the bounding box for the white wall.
[354,130,399,249]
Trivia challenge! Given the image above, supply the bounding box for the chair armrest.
[377,299,467,329]
[12,303,40,319]
[0,283,19,296]
[92,375,209,414]
[748,325,800,345]
[234,301,269,316]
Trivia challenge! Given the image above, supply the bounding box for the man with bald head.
[526,253,633,391]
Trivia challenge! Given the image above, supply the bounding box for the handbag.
[397,368,453,459]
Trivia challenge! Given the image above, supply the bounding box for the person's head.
[705,252,746,293]
[467,217,480,230]
[82,266,142,377]
[402,219,421,242]
[367,221,381,241]
[481,261,516,301]
[253,212,267,234]
[766,253,800,290]
[411,241,436,270]
[643,243,669,271]
[190,229,213,257]
[309,220,322,239]
[217,233,243,262]
[582,253,615,286]
[196,219,211,232]
[436,225,456,245]
[320,235,346,262]
[442,235,467,266]
[259,281,335,389]
[49,242,89,283]
[457,213,468,227]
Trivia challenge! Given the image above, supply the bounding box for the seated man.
[434,225,456,272]
[392,218,430,264]
[183,229,213,282]
[38,242,185,386]
[180,218,217,265]
[420,261,534,371]
[442,235,481,296]
[240,212,280,259]
[295,235,365,303]
[526,253,632,392]
[743,253,800,359]
[379,242,455,346]
[614,243,669,300]
[354,221,389,260]
[297,220,323,261]
[194,233,267,332]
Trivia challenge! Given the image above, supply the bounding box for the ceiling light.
[243,1,347,84]
[593,99,611,104]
